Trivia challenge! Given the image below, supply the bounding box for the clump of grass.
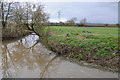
[69,53,84,60]
[96,49,113,56]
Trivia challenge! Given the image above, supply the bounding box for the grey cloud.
[44,2,118,24]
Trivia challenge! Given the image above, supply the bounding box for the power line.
[58,10,61,22]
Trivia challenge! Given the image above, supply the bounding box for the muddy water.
[0,33,118,78]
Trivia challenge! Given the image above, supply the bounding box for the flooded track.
[0,33,118,78]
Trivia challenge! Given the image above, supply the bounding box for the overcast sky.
[44,2,118,24]
[6,0,119,24]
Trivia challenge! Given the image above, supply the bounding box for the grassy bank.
[35,26,119,72]
[2,27,32,42]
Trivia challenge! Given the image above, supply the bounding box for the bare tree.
[1,2,13,28]
[24,3,49,35]
[80,18,87,26]
[12,2,25,28]
[66,17,77,26]
[12,2,49,35]
[1,2,48,37]
[30,3,49,29]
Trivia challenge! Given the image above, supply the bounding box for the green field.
[35,26,119,70]
[45,26,118,56]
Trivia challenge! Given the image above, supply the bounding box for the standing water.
[0,33,118,78]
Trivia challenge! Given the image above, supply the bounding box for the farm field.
[35,26,119,71]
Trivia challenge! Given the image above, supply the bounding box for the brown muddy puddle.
[0,33,118,78]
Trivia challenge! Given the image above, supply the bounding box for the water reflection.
[1,34,118,78]
[2,34,61,78]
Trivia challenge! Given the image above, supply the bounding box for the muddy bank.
[2,32,32,42]
[2,28,33,42]
[42,41,119,72]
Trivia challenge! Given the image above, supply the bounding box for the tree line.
[47,17,87,27]
[47,17,119,27]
